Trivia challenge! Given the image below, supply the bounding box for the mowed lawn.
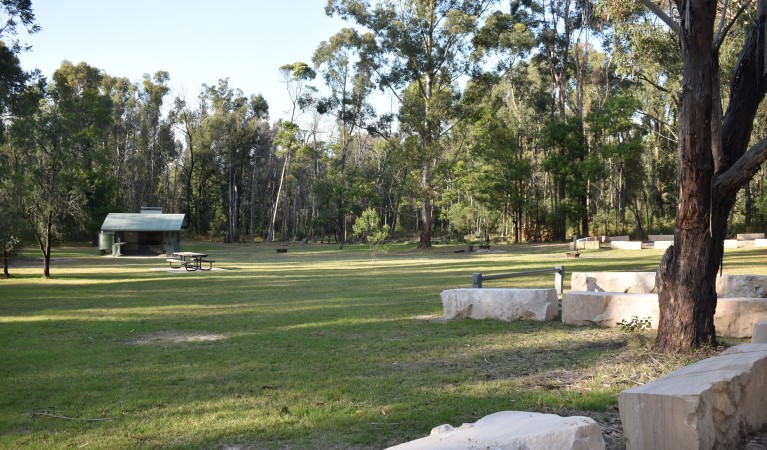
[1,242,763,449]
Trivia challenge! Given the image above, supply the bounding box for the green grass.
[1,242,763,449]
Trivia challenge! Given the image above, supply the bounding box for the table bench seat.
[166,258,182,268]
[198,259,215,270]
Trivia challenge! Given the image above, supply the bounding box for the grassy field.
[1,241,763,449]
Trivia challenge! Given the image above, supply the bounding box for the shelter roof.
[101,213,185,232]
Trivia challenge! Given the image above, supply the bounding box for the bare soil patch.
[127,330,228,345]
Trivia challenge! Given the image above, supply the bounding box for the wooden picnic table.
[168,252,215,271]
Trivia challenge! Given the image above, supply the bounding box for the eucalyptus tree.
[0,143,25,278]
[279,62,317,123]
[636,0,767,352]
[137,71,173,208]
[313,27,375,247]
[205,80,242,241]
[268,63,316,242]
[517,0,598,239]
[0,0,39,54]
[604,2,682,229]
[586,95,645,235]
[11,62,113,277]
[102,75,139,210]
[268,120,303,241]
[0,66,25,277]
[326,0,496,248]
[0,1,36,276]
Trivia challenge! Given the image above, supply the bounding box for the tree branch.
[714,0,754,52]
[714,135,767,197]
[638,0,683,37]
[636,71,672,94]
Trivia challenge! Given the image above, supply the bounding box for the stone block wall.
[571,272,656,293]
[619,344,767,450]
[609,241,643,250]
[441,288,558,322]
[562,292,659,328]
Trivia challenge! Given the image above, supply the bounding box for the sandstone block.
[563,292,767,338]
[619,344,767,450]
[570,272,767,298]
[441,288,557,322]
[562,292,659,328]
[648,234,674,241]
[755,239,767,247]
[653,240,673,250]
[609,235,630,241]
[754,320,767,344]
[609,241,643,250]
[715,298,767,338]
[571,272,656,293]
[716,275,767,298]
[386,411,605,450]
[571,240,599,250]
[738,233,765,240]
[724,239,739,249]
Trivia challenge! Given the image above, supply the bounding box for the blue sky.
[19,1,350,121]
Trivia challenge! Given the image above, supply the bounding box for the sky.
[18,1,351,121]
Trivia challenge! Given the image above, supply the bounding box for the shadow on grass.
[2,243,762,448]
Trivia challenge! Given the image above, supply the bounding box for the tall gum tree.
[325,0,495,248]
[314,27,375,248]
[639,0,767,352]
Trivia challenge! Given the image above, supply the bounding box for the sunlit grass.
[1,242,763,448]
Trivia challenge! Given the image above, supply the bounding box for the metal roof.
[101,213,185,232]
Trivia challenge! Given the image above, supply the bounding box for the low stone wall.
[738,233,765,240]
[562,292,660,328]
[647,234,673,241]
[715,298,767,338]
[756,239,767,247]
[609,235,630,241]
[571,272,656,293]
[570,240,600,250]
[609,241,643,250]
[652,240,673,250]
[571,272,767,298]
[716,274,767,297]
[562,292,767,338]
[724,239,739,248]
[441,288,558,322]
[619,343,767,450]
[386,411,605,450]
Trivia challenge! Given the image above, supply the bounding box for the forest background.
[2,0,767,261]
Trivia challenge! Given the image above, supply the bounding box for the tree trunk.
[38,211,53,279]
[419,164,433,249]
[249,155,258,242]
[655,0,717,352]
[268,155,289,242]
[744,182,752,226]
[3,250,9,278]
[655,0,767,352]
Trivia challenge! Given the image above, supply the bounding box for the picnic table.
[167,252,215,271]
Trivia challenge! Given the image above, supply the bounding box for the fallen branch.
[27,408,111,422]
